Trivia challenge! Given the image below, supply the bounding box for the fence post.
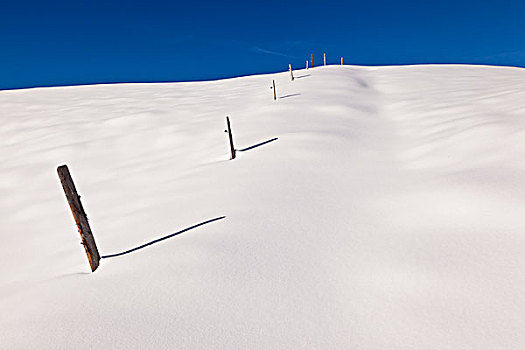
[311,53,314,68]
[225,116,236,160]
[341,57,343,65]
[324,52,326,66]
[306,60,309,70]
[289,64,294,81]
[272,79,276,100]
[57,165,100,272]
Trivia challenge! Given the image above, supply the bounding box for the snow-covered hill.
[1,65,525,349]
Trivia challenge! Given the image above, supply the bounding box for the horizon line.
[2,62,523,92]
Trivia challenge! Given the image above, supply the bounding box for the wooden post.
[311,53,314,68]
[225,116,236,160]
[324,52,326,66]
[57,165,100,272]
[272,79,276,100]
[341,57,343,65]
[289,64,294,81]
[306,60,309,70]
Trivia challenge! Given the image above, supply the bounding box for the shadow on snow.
[101,216,226,259]
[237,137,278,152]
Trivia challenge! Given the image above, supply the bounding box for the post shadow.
[238,137,278,152]
[101,216,226,259]
[279,94,301,99]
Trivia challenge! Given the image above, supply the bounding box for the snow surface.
[1,65,525,349]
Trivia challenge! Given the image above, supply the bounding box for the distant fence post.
[289,64,294,81]
[225,116,236,160]
[341,57,343,65]
[306,60,309,70]
[271,79,276,100]
[311,53,314,68]
[57,165,101,272]
[324,52,326,66]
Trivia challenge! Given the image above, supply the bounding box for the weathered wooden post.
[289,64,294,81]
[225,116,236,160]
[311,53,314,68]
[271,79,276,100]
[57,165,100,272]
[306,60,309,70]
[341,57,343,65]
[324,52,326,66]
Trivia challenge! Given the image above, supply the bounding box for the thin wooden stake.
[289,63,294,81]
[341,57,343,65]
[272,79,276,100]
[311,53,314,68]
[324,52,326,66]
[306,60,309,70]
[225,116,236,160]
[57,165,100,272]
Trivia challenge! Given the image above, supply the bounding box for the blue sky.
[1,0,524,90]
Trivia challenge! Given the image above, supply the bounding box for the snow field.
[1,64,525,348]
